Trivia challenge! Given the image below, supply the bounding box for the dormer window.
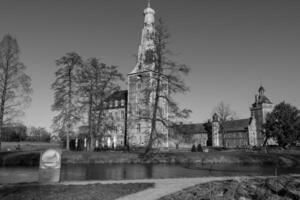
[121,99,125,106]
[109,101,113,107]
[115,100,118,107]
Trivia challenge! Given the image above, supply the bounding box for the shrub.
[197,144,203,152]
[191,145,196,152]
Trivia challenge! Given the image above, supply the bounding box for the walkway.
[62,176,243,200]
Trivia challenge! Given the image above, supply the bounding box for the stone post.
[39,149,62,183]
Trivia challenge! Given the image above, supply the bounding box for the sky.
[0,0,300,131]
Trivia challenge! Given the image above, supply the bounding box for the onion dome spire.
[144,0,155,25]
[258,85,265,96]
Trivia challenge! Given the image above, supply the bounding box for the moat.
[1,163,300,184]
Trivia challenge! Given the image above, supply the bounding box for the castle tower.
[250,85,274,146]
[212,113,220,147]
[127,2,168,147]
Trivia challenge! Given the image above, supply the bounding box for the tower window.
[115,111,119,119]
[137,83,141,90]
[137,123,141,133]
[144,49,154,64]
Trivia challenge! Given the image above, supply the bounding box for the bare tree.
[139,18,191,154]
[51,52,82,150]
[77,58,123,151]
[212,101,237,147]
[0,34,32,149]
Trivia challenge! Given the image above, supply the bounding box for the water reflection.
[60,163,300,181]
[61,164,159,181]
[1,164,300,184]
[0,167,39,184]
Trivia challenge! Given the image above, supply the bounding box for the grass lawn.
[1,141,60,152]
[0,182,154,200]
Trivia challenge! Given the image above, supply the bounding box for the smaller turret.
[212,113,219,122]
[212,113,220,147]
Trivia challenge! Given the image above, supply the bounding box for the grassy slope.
[62,151,300,166]
[1,142,60,151]
[159,175,300,200]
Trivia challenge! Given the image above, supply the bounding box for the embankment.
[2,150,299,167]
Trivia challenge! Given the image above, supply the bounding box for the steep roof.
[105,90,128,102]
[173,118,251,135]
[258,95,272,104]
[173,123,207,135]
[223,118,250,132]
[252,95,272,107]
[252,86,273,106]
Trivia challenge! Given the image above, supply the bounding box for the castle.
[102,3,274,149]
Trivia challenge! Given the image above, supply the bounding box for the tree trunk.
[66,124,70,151]
[263,136,269,153]
[90,134,95,151]
[145,71,161,154]
[66,67,73,151]
[0,104,4,151]
[88,83,94,151]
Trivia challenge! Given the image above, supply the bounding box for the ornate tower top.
[258,85,265,96]
[252,85,272,108]
[144,0,155,25]
[130,1,156,74]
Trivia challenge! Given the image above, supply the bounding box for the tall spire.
[130,0,156,74]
